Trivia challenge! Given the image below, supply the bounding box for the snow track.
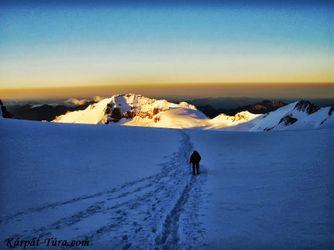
[0,131,206,249]
[155,178,195,248]
[154,131,207,249]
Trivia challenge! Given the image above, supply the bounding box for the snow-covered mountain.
[54,94,203,127]
[249,100,334,131]
[208,111,261,129]
[53,94,256,129]
[53,94,334,131]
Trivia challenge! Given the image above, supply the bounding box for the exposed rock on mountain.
[294,100,319,114]
[0,100,12,118]
[278,115,298,126]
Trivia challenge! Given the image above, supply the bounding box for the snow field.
[1,118,333,248]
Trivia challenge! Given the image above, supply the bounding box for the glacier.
[0,116,333,249]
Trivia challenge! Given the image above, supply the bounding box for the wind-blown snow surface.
[188,129,334,248]
[0,119,201,249]
[0,119,333,249]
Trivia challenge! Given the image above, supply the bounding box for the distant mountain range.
[51,94,334,131]
[196,100,286,118]
[1,95,333,131]
[5,103,88,121]
[4,97,98,121]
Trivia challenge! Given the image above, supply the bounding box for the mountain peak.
[251,100,333,131]
[294,100,320,115]
[53,94,203,127]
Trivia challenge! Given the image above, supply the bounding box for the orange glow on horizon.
[1,83,334,100]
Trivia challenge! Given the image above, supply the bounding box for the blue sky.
[0,0,333,89]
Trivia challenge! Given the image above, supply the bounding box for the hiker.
[189,150,201,175]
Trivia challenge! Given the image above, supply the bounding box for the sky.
[0,0,334,99]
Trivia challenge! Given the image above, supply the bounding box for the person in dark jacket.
[189,150,201,175]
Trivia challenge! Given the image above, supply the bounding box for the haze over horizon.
[1,83,334,101]
[0,0,333,100]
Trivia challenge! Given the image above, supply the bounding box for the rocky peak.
[294,100,319,115]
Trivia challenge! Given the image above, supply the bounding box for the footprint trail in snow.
[0,131,207,249]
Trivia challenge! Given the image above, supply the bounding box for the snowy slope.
[0,119,180,214]
[208,111,262,129]
[250,101,334,131]
[0,118,333,248]
[188,128,334,248]
[53,98,114,124]
[0,118,187,248]
[124,108,208,128]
